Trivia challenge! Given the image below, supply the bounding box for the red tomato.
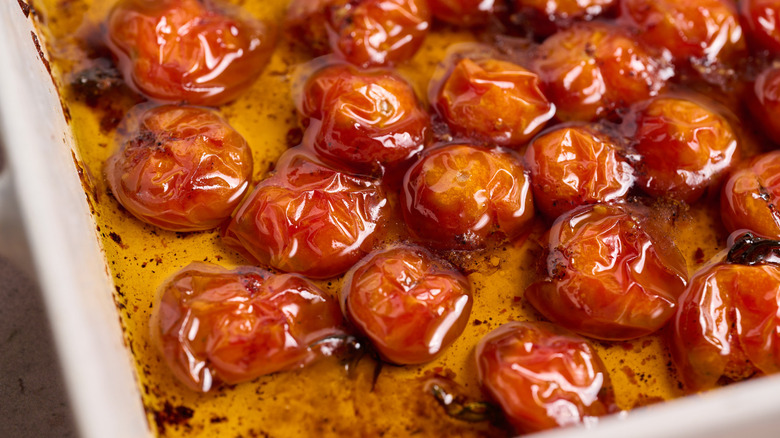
[401,144,535,249]
[526,203,688,340]
[286,0,431,68]
[524,124,634,219]
[222,148,390,279]
[107,0,275,106]
[721,150,780,239]
[533,23,670,122]
[428,0,498,27]
[750,66,780,140]
[151,262,347,392]
[741,0,780,54]
[671,261,780,391]
[341,245,472,364]
[630,97,740,204]
[476,321,616,433]
[433,57,555,148]
[105,105,253,231]
[509,0,617,36]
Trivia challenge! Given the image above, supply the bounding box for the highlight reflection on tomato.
[741,0,780,54]
[105,105,253,232]
[428,0,497,27]
[721,150,780,239]
[476,321,616,433]
[509,0,617,36]
[152,262,347,392]
[526,204,688,340]
[750,66,780,140]
[107,0,276,106]
[222,148,389,279]
[342,245,472,365]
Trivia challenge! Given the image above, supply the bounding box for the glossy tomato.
[428,0,498,27]
[509,0,617,36]
[152,262,347,392]
[750,65,780,140]
[721,150,780,239]
[105,105,253,231]
[107,0,275,106]
[526,203,688,340]
[476,321,616,433]
[741,0,780,54]
[341,245,472,364]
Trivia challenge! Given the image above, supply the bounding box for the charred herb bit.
[429,383,500,423]
[726,232,780,266]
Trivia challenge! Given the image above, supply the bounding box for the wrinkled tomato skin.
[741,0,780,54]
[533,23,670,122]
[750,66,780,140]
[630,97,740,204]
[476,321,616,433]
[524,125,633,219]
[510,0,617,36]
[341,245,473,364]
[286,0,431,68]
[671,263,780,392]
[434,57,555,148]
[526,204,688,340]
[107,0,275,106]
[721,150,780,239]
[151,262,347,392]
[105,105,253,231]
[620,0,746,66]
[401,144,535,250]
[428,0,497,27]
[222,148,389,279]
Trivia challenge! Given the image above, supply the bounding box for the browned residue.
[17,0,32,18]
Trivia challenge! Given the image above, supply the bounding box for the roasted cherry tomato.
[107,0,275,106]
[533,22,670,122]
[105,105,253,231]
[509,0,617,36]
[286,0,431,68]
[750,66,780,140]
[151,262,347,392]
[526,204,688,340]
[223,148,389,279]
[476,321,616,433]
[428,0,498,27]
[341,245,472,364]
[524,125,633,219]
[721,150,780,239]
[620,0,746,67]
[741,0,780,54]
[433,57,555,148]
[402,144,535,249]
[630,97,740,204]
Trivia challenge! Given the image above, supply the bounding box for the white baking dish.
[0,2,778,438]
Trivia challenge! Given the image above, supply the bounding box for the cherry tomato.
[107,0,275,106]
[286,0,431,68]
[630,97,740,204]
[533,23,670,122]
[750,65,780,140]
[476,321,616,433]
[341,245,472,364]
[741,0,780,54]
[401,144,535,249]
[105,105,253,231]
[222,148,390,279]
[620,0,746,66]
[526,203,688,340]
[151,262,347,392]
[524,124,634,219]
[671,261,780,391]
[509,0,617,36]
[433,57,555,148]
[428,0,498,27]
[721,150,780,239]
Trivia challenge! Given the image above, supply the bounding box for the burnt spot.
[152,402,194,434]
[30,32,51,76]
[17,0,32,18]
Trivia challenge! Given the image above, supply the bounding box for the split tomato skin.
[105,105,253,232]
[341,245,472,365]
[476,321,616,433]
[741,0,780,54]
[401,144,535,250]
[526,203,688,341]
[428,0,498,27]
[107,0,275,106]
[721,150,780,239]
[152,262,347,392]
[222,149,390,279]
[509,0,617,36]
[524,125,634,219]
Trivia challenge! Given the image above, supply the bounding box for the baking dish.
[1,1,779,437]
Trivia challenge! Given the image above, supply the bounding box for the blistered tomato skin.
[222,148,389,279]
[524,125,633,219]
[750,66,780,140]
[105,105,253,232]
[476,321,616,433]
[721,151,780,239]
[401,144,535,250]
[526,204,688,340]
[741,0,780,54]
[510,0,617,36]
[631,97,740,204]
[428,0,497,27]
[342,245,472,364]
[434,58,555,148]
[533,23,670,122]
[107,0,275,106]
[151,262,347,392]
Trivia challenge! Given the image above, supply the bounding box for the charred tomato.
[721,150,780,239]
